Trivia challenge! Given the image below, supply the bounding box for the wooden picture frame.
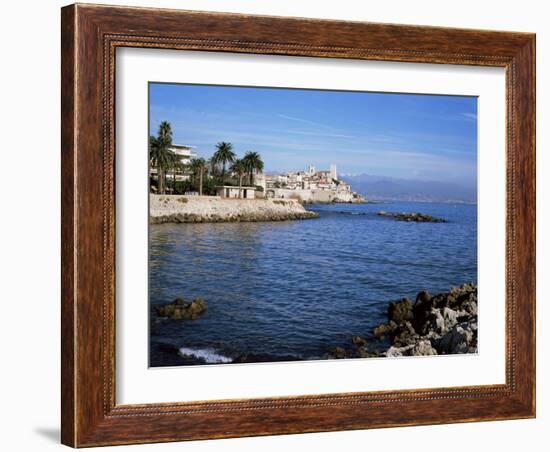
[61,3,536,447]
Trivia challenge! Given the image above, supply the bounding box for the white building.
[150,144,198,183]
[167,144,198,182]
[169,144,197,166]
[216,185,256,199]
[264,163,360,203]
[330,164,337,181]
[254,173,267,193]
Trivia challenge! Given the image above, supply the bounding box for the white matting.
[116,47,506,404]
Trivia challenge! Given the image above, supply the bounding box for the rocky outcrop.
[377,211,446,223]
[155,298,207,320]
[331,284,477,359]
[150,195,319,224]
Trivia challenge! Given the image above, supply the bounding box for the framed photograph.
[61,3,536,447]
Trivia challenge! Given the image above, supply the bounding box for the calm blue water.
[149,202,477,366]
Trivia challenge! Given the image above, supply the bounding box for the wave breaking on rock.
[178,347,233,364]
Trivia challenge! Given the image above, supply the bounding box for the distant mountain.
[340,174,476,203]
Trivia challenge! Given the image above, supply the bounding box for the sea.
[149,202,477,366]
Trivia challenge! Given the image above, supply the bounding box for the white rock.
[411,340,437,356]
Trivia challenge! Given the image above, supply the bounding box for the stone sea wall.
[150,194,319,224]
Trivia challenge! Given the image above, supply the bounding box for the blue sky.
[149,83,477,186]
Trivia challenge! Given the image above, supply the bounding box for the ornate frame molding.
[62,4,535,447]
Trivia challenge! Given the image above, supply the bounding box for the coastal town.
[263,165,362,203]
[149,121,364,222]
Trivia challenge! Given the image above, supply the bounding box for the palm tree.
[230,159,247,198]
[208,158,219,180]
[149,121,175,194]
[242,151,264,186]
[149,139,174,194]
[158,121,173,144]
[189,158,208,196]
[212,142,236,186]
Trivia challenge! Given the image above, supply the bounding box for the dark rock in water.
[329,342,379,359]
[329,346,348,359]
[377,211,446,223]
[373,321,395,338]
[347,337,380,358]
[355,346,379,358]
[416,290,432,305]
[388,297,413,323]
[413,290,434,334]
[391,321,418,347]
[155,297,207,320]
[351,335,367,346]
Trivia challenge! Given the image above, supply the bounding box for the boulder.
[355,346,374,358]
[388,298,413,323]
[412,290,434,333]
[373,323,390,337]
[385,345,410,357]
[377,211,446,223]
[351,336,367,346]
[427,306,460,336]
[385,340,437,357]
[411,340,438,356]
[391,321,418,347]
[330,347,347,359]
[373,320,397,338]
[436,320,477,354]
[155,297,207,320]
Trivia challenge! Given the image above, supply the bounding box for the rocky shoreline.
[152,284,478,365]
[150,195,319,224]
[331,283,478,359]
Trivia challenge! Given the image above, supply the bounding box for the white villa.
[150,144,198,182]
[170,144,197,164]
[169,144,197,181]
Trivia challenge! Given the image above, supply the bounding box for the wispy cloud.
[277,114,335,130]
[461,112,477,121]
[287,129,355,139]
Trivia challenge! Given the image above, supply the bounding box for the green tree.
[212,142,236,186]
[208,158,219,180]
[242,151,264,186]
[231,159,247,198]
[149,121,175,194]
[189,157,208,196]
[168,153,186,193]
